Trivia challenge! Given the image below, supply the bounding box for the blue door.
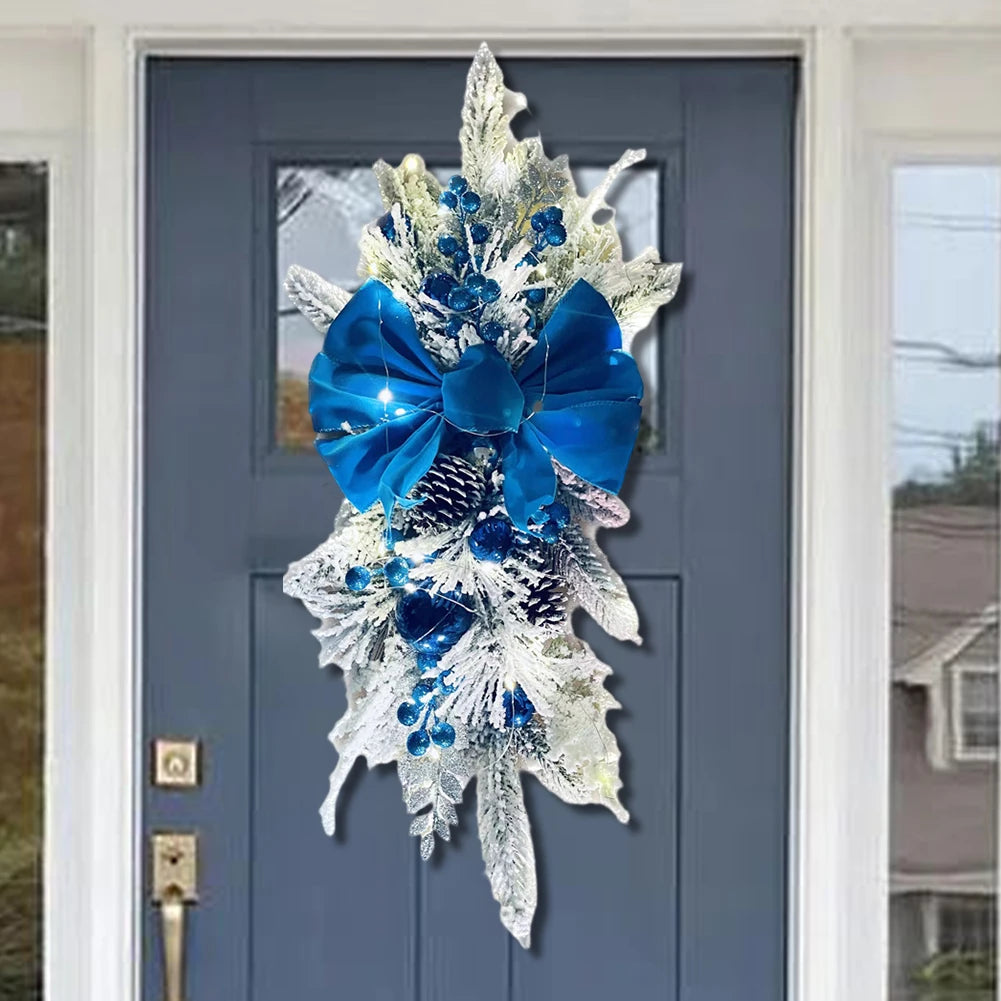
[143,55,794,1000]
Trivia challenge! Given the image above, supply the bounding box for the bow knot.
[309,278,642,530]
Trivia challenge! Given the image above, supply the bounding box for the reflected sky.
[893,165,1000,486]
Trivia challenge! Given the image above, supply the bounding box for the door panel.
[144,56,794,1000]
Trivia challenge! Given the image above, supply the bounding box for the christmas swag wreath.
[283,44,682,946]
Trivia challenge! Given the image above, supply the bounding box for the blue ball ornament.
[525,287,546,305]
[469,516,515,563]
[421,271,458,304]
[448,174,468,193]
[430,720,456,748]
[480,321,504,344]
[544,222,567,247]
[345,565,372,592]
[384,556,411,587]
[397,702,421,726]
[479,278,501,303]
[459,190,481,213]
[470,222,490,244]
[447,286,476,312]
[396,583,474,656]
[407,729,431,756]
[503,685,535,728]
[439,190,458,210]
[437,234,460,256]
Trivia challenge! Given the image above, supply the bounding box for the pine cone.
[520,571,566,628]
[401,454,485,532]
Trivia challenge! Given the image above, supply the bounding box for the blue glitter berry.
[447,286,477,312]
[345,565,371,592]
[445,316,467,337]
[384,556,411,587]
[525,287,546,305]
[544,222,567,246]
[464,272,487,294]
[439,190,458,210]
[459,190,481,213]
[539,520,561,544]
[448,174,468,193]
[470,222,490,244]
[412,678,437,704]
[407,729,431,756]
[430,720,456,748]
[397,702,421,726]
[437,234,460,256]
[542,205,564,224]
[530,210,547,232]
[479,278,501,303]
[452,249,470,269]
[421,271,458,304]
[480,321,505,344]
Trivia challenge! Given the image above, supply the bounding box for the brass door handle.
[152,833,198,1001]
[160,886,187,1001]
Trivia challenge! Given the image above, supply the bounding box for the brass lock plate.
[151,832,198,903]
[153,739,200,788]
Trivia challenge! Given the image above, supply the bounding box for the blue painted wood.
[144,56,794,1001]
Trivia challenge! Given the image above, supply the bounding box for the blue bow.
[309,278,642,530]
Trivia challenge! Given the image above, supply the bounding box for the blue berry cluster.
[397,661,458,756]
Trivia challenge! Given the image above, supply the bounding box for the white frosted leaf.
[284,264,351,332]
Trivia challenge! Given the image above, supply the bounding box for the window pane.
[890,164,999,1001]
[0,163,46,1000]
[274,163,662,452]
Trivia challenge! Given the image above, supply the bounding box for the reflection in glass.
[0,163,46,1000]
[275,163,662,452]
[890,165,999,1001]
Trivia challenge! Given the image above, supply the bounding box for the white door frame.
[63,24,877,1001]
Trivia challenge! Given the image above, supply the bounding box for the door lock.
[151,832,198,1001]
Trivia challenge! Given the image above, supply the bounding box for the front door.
[143,55,794,1000]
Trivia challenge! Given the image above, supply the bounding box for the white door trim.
[75,23,878,1001]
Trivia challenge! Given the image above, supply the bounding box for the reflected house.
[890,504,999,999]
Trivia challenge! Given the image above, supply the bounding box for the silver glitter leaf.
[555,527,641,644]
[477,749,537,948]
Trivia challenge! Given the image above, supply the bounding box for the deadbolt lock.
[153,738,201,789]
